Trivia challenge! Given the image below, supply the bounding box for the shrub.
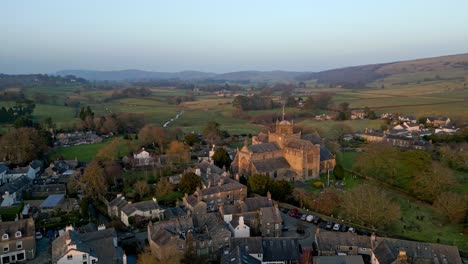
[313,181,324,188]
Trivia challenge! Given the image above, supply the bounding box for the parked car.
[288,208,299,217]
[282,226,289,231]
[300,214,307,221]
[306,215,314,222]
[312,217,321,225]
[333,223,341,231]
[340,225,348,232]
[348,227,356,233]
[318,221,327,229]
[325,221,334,229]
[35,232,43,240]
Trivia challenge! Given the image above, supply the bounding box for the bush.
[313,181,324,188]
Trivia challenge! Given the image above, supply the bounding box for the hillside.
[56,69,217,81]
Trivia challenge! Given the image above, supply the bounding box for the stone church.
[232,114,335,181]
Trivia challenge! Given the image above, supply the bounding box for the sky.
[1,0,468,74]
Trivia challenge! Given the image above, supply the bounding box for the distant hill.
[56,69,308,82]
[296,53,468,87]
[55,69,217,81]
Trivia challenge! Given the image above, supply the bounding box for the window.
[16,241,22,249]
[67,255,73,260]
[2,234,8,240]
[83,254,87,260]
[92,260,96,264]
[17,253,25,261]
[275,224,279,230]
[3,245,9,252]
[83,262,87,264]
[15,231,21,238]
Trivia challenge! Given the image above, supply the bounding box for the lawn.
[49,139,114,161]
[297,119,384,134]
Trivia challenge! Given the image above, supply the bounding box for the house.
[39,194,65,212]
[29,184,66,198]
[259,205,282,237]
[4,167,29,183]
[0,176,31,207]
[227,237,302,264]
[351,110,365,120]
[0,218,36,263]
[313,255,365,264]
[393,122,421,132]
[221,245,260,264]
[168,174,181,185]
[55,131,103,147]
[435,126,459,134]
[231,216,250,238]
[315,230,462,264]
[133,148,156,166]
[182,177,246,211]
[0,165,7,185]
[232,115,335,181]
[107,194,129,219]
[120,198,164,226]
[426,117,451,127]
[52,225,124,264]
[44,160,78,177]
[147,212,231,260]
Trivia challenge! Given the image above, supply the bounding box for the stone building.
[0,218,36,263]
[232,114,335,181]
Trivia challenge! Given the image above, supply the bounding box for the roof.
[313,255,365,264]
[0,218,35,240]
[150,217,194,245]
[52,228,122,263]
[0,176,31,194]
[0,165,8,174]
[252,157,290,172]
[164,206,188,220]
[229,237,263,254]
[109,195,128,209]
[320,146,334,161]
[247,143,280,154]
[30,160,43,170]
[7,166,29,174]
[262,238,302,262]
[373,237,462,264]
[223,197,272,214]
[198,178,246,196]
[260,207,282,224]
[301,133,321,144]
[122,199,160,215]
[221,246,261,264]
[285,138,315,150]
[316,230,372,251]
[40,194,65,208]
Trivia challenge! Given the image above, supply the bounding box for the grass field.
[297,119,384,134]
[49,139,114,161]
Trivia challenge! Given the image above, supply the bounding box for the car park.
[333,223,341,231]
[306,215,314,222]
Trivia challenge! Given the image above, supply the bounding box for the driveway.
[29,237,51,264]
[281,212,317,248]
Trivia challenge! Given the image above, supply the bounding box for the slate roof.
[52,228,122,263]
[255,132,268,143]
[316,230,372,251]
[285,138,315,150]
[262,238,302,262]
[301,133,322,144]
[373,237,462,264]
[40,194,65,208]
[109,195,128,209]
[313,255,365,264]
[197,160,224,174]
[7,167,29,174]
[0,176,31,194]
[223,197,272,214]
[0,218,35,240]
[0,165,8,174]
[198,178,245,196]
[229,237,263,254]
[320,146,334,161]
[247,143,280,154]
[260,207,282,224]
[122,199,160,216]
[221,246,261,264]
[164,206,188,220]
[252,157,290,172]
[150,217,194,245]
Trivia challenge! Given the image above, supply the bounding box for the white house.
[232,216,250,238]
[1,191,17,207]
[120,198,164,226]
[133,148,155,166]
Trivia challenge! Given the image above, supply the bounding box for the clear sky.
[1,0,468,74]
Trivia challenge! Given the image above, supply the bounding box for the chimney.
[218,178,224,186]
[397,249,408,261]
[98,224,106,231]
[218,204,224,214]
[274,201,279,209]
[117,193,122,198]
[65,225,74,232]
[152,197,157,203]
[235,173,240,182]
[267,191,271,201]
[239,216,245,227]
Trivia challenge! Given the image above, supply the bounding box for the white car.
[35,232,43,240]
[348,227,356,233]
[306,215,314,222]
[332,223,341,231]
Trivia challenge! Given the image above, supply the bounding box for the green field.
[49,139,114,161]
[297,119,384,134]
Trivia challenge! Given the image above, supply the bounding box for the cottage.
[0,176,31,207]
[120,198,164,226]
[426,117,451,127]
[132,148,156,166]
[52,225,124,264]
[0,218,36,263]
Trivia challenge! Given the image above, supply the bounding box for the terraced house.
[0,218,36,264]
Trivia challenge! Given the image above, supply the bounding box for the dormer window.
[15,231,21,238]
[2,234,8,240]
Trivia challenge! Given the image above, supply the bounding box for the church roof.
[252,157,290,172]
[285,139,315,150]
[247,143,280,154]
[319,146,334,161]
[301,133,321,144]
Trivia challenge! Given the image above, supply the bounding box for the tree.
[134,180,150,201]
[203,121,222,143]
[184,133,200,146]
[333,164,345,180]
[180,172,201,194]
[285,96,296,107]
[212,147,231,169]
[166,141,190,167]
[342,184,401,228]
[327,124,353,142]
[80,161,107,200]
[312,189,342,215]
[0,127,48,165]
[138,125,171,153]
[248,174,272,196]
[103,161,123,189]
[412,162,456,202]
[270,180,293,202]
[156,177,174,197]
[433,192,467,223]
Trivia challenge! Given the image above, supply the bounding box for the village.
[0,109,465,264]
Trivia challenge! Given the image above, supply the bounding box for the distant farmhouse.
[232,114,335,181]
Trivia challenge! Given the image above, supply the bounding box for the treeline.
[166,93,195,105]
[106,88,152,101]
[77,106,146,134]
[0,90,26,101]
[0,74,88,89]
[232,95,278,111]
[0,100,35,126]
[302,92,334,110]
